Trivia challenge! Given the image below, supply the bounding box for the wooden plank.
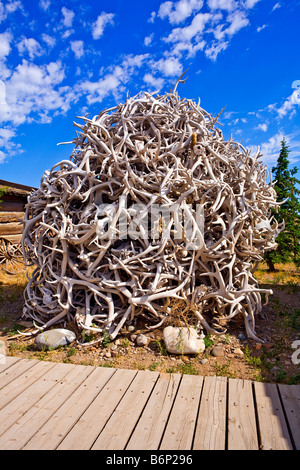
[278,384,300,450]
[0,363,94,450]
[193,375,227,450]
[159,374,203,450]
[0,362,76,445]
[58,368,137,450]
[0,360,55,410]
[0,222,23,236]
[0,202,25,212]
[126,372,181,450]
[0,234,22,244]
[0,212,24,223]
[0,359,39,391]
[91,370,159,450]
[254,382,293,450]
[227,378,258,450]
[0,356,21,374]
[24,366,116,450]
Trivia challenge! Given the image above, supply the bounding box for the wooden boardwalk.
[0,356,299,450]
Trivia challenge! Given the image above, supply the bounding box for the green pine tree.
[264,138,300,271]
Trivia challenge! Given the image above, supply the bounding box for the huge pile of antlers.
[21,81,281,343]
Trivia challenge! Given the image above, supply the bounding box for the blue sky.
[0,0,300,188]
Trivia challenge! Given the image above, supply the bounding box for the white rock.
[163,326,205,355]
[34,328,76,350]
[136,334,148,346]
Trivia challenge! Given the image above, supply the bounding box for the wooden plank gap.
[253,381,293,450]
[24,365,117,450]
[0,361,57,411]
[126,372,181,450]
[0,363,82,448]
[251,380,263,450]
[0,359,40,391]
[277,383,300,450]
[91,370,159,450]
[57,368,138,450]
[193,375,226,450]
[159,374,204,450]
[227,378,258,450]
[156,373,183,450]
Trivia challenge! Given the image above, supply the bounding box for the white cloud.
[62,29,74,39]
[170,38,206,57]
[70,40,84,59]
[0,127,15,144]
[255,132,284,166]
[158,0,204,24]
[80,54,149,104]
[0,0,23,22]
[154,0,260,64]
[243,0,260,8]
[205,40,228,60]
[61,6,74,28]
[271,2,281,12]
[143,73,164,90]
[225,10,249,37]
[148,11,156,23]
[277,89,300,118]
[5,0,23,13]
[153,56,183,77]
[256,132,300,167]
[0,61,10,80]
[41,33,56,48]
[256,123,268,132]
[208,0,237,11]
[165,12,211,42]
[0,126,22,163]
[92,12,115,40]
[0,32,13,81]
[0,59,75,126]
[0,32,12,58]
[257,24,267,32]
[17,37,44,59]
[0,127,23,163]
[39,0,50,10]
[208,8,250,44]
[80,72,120,104]
[144,34,154,46]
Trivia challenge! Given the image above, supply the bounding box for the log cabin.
[0,179,36,273]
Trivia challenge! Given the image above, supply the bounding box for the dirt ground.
[0,263,299,384]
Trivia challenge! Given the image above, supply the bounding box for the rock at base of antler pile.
[21,77,282,343]
[163,326,205,355]
[34,328,76,351]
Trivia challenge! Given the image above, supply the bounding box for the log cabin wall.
[0,179,37,243]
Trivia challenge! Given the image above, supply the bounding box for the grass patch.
[178,361,199,375]
[255,261,300,286]
[214,360,236,378]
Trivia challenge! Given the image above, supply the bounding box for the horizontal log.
[0,201,25,212]
[0,234,22,244]
[0,222,23,236]
[0,212,24,223]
